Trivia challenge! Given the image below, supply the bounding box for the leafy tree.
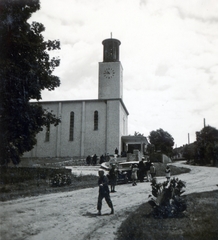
[182,143,196,163]
[0,0,61,166]
[195,126,218,166]
[148,128,174,156]
[134,131,144,136]
[146,143,155,155]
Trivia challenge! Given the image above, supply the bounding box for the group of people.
[86,153,112,166]
[86,154,98,165]
[96,160,171,215]
[137,159,156,183]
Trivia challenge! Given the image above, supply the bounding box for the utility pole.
[188,133,190,144]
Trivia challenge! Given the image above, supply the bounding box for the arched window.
[45,124,50,142]
[69,111,74,141]
[94,111,98,130]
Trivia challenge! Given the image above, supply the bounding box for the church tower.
[98,38,123,99]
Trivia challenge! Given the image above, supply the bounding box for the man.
[97,169,114,216]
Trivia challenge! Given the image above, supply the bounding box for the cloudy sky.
[30,0,218,147]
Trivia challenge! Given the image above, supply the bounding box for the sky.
[29,0,218,147]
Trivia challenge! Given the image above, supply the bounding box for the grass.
[1,159,217,239]
[0,161,189,201]
[153,162,190,177]
[0,172,98,201]
[116,190,218,240]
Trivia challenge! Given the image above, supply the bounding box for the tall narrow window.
[94,110,98,130]
[45,124,50,142]
[69,111,74,141]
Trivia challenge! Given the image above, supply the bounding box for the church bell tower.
[98,37,123,100]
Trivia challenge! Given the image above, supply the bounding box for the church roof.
[121,135,148,144]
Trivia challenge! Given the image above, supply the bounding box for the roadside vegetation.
[0,159,189,202]
[174,126,218,167]
[116,190,218,240]
[1,159,217,239]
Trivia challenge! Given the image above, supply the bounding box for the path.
[0,162,217,240]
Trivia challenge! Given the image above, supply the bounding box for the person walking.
[97,169,114,216]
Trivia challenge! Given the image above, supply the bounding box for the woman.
[131,164,138,186]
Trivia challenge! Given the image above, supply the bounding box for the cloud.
[29,0,218,147]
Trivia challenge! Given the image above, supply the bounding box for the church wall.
[120,103,128,136]
[58,101,83,157]
[83,101,107,156]
[27,102,61,158]
[50,100,108,157]
[23,100,112,158]
[106,100,121,154]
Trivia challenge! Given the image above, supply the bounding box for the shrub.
[148,177,187,218]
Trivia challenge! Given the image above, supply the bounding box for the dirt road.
[0,162,217,240]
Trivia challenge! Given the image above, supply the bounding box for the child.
[165,165,171,181]
[109,164,118,192]
[131,164,138,186]
[97,169,114,216]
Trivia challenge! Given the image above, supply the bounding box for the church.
[24,37,147,159]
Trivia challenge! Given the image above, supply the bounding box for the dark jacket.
[98,175,110,196]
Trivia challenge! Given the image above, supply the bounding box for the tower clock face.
[103,67,115,79]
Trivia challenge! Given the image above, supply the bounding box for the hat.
[98,169,104,173]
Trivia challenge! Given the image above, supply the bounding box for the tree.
[148,129,174,156]
[0,0,61,166]
[195,126,218,166]
[182,143,196,163]
[134,131,144,136]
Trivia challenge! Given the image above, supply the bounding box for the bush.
[0,167,71,184]
[148,177,187,218]
[117,191,218,240]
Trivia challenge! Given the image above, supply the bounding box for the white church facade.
[24,38,131,158]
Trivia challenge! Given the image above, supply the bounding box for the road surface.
[0,162,217,240]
